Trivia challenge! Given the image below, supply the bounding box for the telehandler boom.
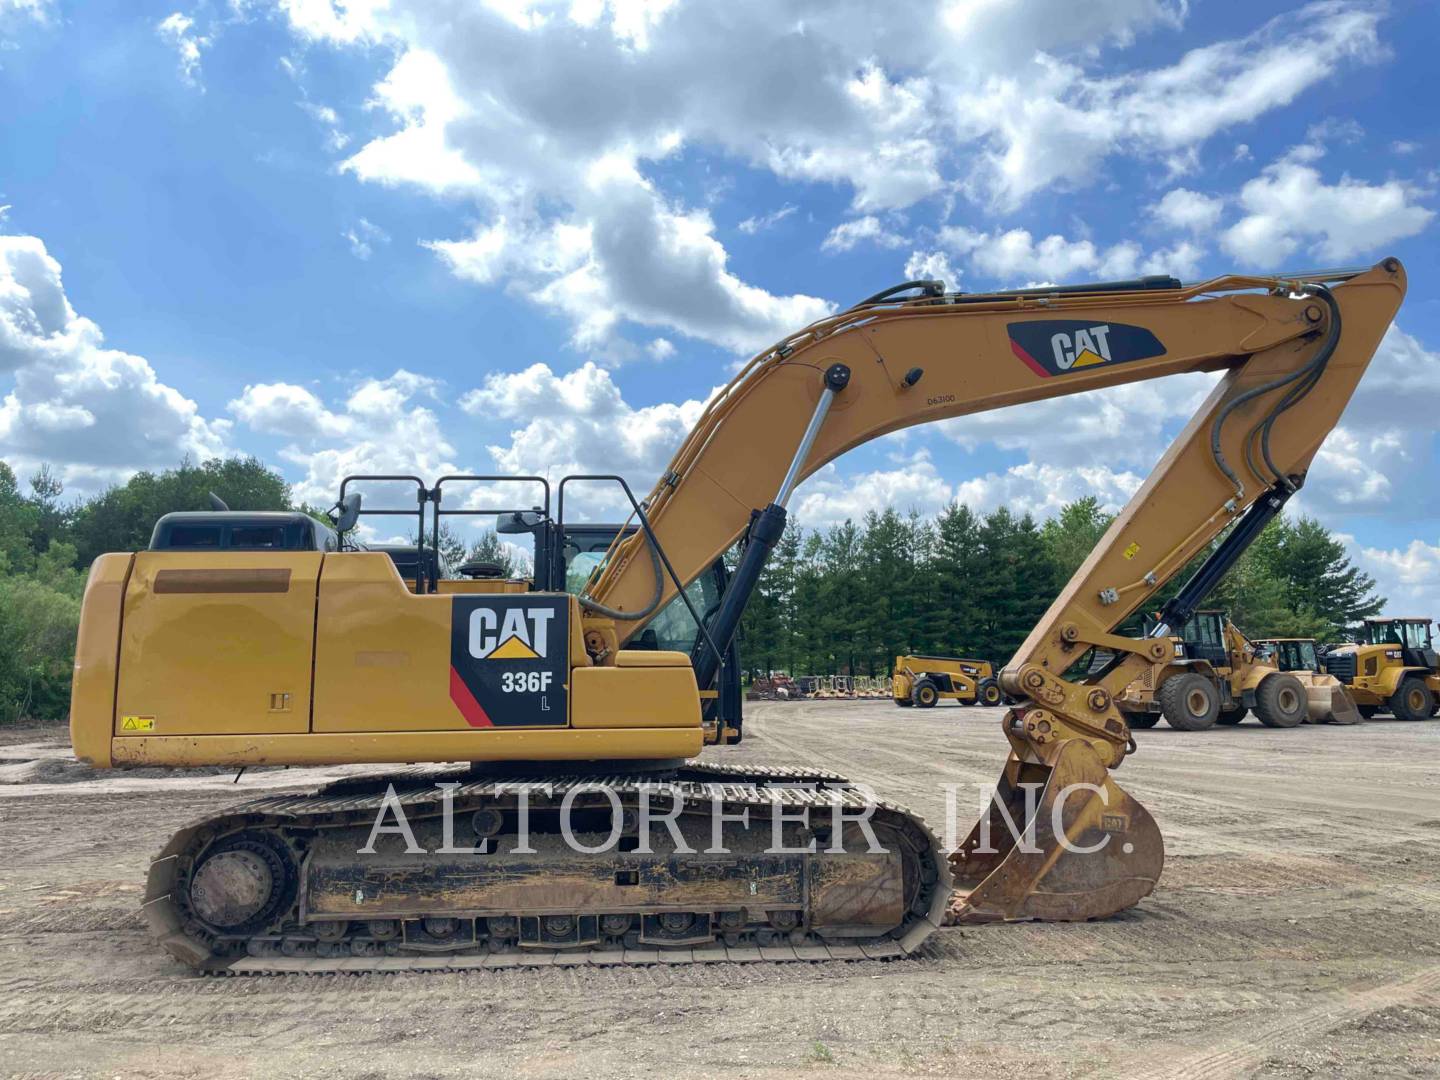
[70,258,1406,971]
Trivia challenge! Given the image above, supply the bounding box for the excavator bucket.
[947,739,1164,923]
[1301,674,1363,724]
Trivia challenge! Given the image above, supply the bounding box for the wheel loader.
[1322,617,1440,720]
[69,259,1406,972]
[1252,637,1362,724]
[892,655,1002,708]
[1116,610,1329,730]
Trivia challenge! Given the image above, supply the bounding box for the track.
[1,704,1438,1078]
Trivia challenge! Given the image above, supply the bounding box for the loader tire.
[1357,705,1380,720]
[1389,679,1435,722]
[977,678,1003,707]
[1158,674,1220,731]
[1216,708,1247,725]
[895,697,914,708]
[913,680,940,708]
[1123,711,1160,730]
[1255,673,1306,728]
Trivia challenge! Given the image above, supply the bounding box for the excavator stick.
[946,739,1164,923]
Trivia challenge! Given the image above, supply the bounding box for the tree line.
[0,457,1386,721]
[736,497,1386,678]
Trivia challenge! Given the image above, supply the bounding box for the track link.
[142,762,950,974]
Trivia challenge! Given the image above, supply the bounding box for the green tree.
[927,502,985,658]
[464,530,532,578]
[1256,515,1384,635]
[1040,496,1114,579]
[69,457,291,565]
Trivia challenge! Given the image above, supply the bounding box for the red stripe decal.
[1009,338,1050,378]
[449,665,494,728]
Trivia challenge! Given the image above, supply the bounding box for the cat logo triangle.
[488,635,541,660]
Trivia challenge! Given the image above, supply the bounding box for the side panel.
[313,553,471,733]
[313,555,589,733]
[570,666,699,729]
[116,552,320,736]
[69,553,133,767]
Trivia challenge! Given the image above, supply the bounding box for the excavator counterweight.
[70,259,1406,970]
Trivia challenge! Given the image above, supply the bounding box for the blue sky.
[1,0,1438,606]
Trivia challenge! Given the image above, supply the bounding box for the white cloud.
[903,250,956,284]
[0,0,53,24]
[228,382,351,439]
[263,0,1389,351]
[342,217,389,260]
[460,362,706,509]
[230,369,456,507]
[737,205,796,235]
[646,337,676,361]
[954,461,1145,519]
[428,164,832,353]
[0,235,228,491]
[792,451,955,526]
[1221,156,1433,267]
[1151,188,1224,233]
[1360,538,1440,616]
[935,225,1151,284]
[299,100,350,151]
[157,12,210,89]
[822,216,906,254]
[1297,326,1440,519]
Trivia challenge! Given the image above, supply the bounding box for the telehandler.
[892,655,1002,708]
[70,259,1406,972]
[1322,617,1440,719]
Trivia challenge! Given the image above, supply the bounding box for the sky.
[1,0,1438,609]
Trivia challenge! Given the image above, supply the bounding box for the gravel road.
[1,702,1437,1079]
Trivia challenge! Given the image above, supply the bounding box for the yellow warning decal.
[1122,542,1141,561]
[120,715,155,732]
[486,635,541,660]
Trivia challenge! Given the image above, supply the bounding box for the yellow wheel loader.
[892,655,1002,708]
[1116,610,1321,730]
[1252,637,1362,724]
[70,260,1406,971]
[1322,617,1440,720]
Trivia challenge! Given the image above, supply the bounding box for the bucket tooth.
[947,740,1164,924]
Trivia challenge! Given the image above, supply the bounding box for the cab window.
[1401,622,1431,649]
[643,577,720,653]
[167,525,221,547]
[229,525,286,549]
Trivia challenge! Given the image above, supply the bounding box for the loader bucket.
[1303,675,1362,724]
[947,739,1164,924]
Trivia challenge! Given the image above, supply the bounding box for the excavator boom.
[582,259,1405,921]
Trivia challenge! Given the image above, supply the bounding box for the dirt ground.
[1,702,1438,1080]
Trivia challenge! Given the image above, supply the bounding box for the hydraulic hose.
[1209,283,1339,498]
[577,536,664,621]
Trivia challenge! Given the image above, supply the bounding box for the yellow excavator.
[69,258,1406,972]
